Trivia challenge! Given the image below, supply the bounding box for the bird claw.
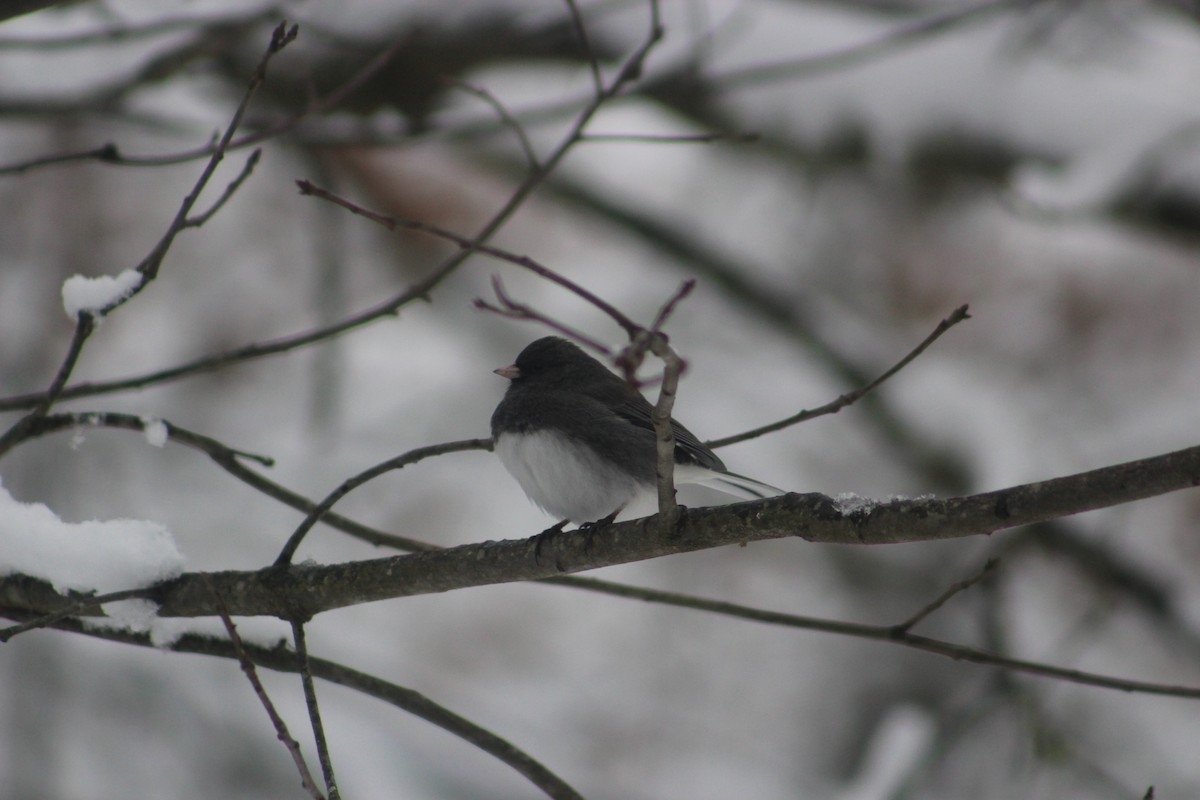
[577,509,619,553]
[532,519,569,565]
[530,508,619,566]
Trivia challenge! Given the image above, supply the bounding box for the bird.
[490,336,780,524]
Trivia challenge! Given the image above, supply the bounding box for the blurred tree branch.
[1,612,585,800]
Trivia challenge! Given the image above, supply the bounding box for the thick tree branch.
[4,444,1197,623]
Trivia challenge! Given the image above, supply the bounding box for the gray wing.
[612,395,727,473]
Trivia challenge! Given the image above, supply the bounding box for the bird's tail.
[707,470,785,500]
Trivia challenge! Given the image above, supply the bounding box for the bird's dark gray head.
[503,337,613,385]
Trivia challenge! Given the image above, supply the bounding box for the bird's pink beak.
[494,364,520,380]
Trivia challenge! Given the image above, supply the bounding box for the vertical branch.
[643,280,694,527]
[208,578,325,800]
[292,620,340,800]
[649,336,683,527]
[562,0,604,97]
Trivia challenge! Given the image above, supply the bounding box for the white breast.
[494,430,643,523]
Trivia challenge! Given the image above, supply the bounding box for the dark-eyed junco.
[491,336,780,524]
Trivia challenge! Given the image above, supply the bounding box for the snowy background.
[2,0,1200,798]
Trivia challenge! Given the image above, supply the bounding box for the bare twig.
[21,616,584,800]
[474,275,615,356]
[0,8,280,49]
[1,6,667,414]
[0,585,149,643]
[135,21,297,284]
[209,578,325,800]
[544,572,1200,700]
[274,438,494,566]
[891,559,999,635]
[562,0,604,97]
[444,78,540,170]
[719,0,1021,89]
[22,411,463,554]
[0,24,295,459]
[579,132,760,144]
[0,143,124,175]
[649,278,695,332]
[0,19,401,177]
[291,621,339,800]
[298,178,643,337]
[707,304,971,449]
[0,315,96,456]
[184,149,263,228]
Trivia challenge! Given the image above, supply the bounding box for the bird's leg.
[578,507,621,554]
[532,518,569,565]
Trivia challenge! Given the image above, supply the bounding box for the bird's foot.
[532,519,569,565]
[578,509,620,554]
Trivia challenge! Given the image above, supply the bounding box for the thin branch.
[544,574,1200,700]
[274,438,494,566]
[0,19,400,177]
[616,0,663,90]
[474,275,615,356]
[719,0,1022,89]
[444,78,540,171]
[0,314,95,457]
[22,411,461,554]
[134,21,297,284]
[0,24,295,459]
[0,4,667,413]
[579,132,760,144]
[209,579,325,800]
[184,149,263,228]
[707,304,971,449]
[294,179,399,229]
[10,508,1200,703]
[649,278,695,332]
[562,0,604,97]
[0,8,280,49]
[0,142,124,175]
[305,34,412,117]
[291,621,340,800]
[891,558,999,635]
[0,585,147,643]
[23,617,584,800]
[298,179,642,336]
